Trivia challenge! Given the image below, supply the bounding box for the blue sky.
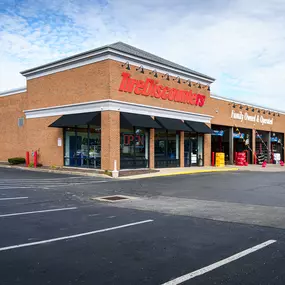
[1,0,285,109]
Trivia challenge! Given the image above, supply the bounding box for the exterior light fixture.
[233,104,236,108]
[246,106,249,111]
[121,61,130,70]
[173,76,181,83]
[162,73,170,80]
[273,113,276,116]
[207,85,210,91]
[183,79,191,87]
[149,69,158,78]
[136,65,144,74]
[198,82,201,88]
[263,110,266,114]
[268,111,271,115]
[278,113,280,117]
[258,109,260,113]
[252,108,255,112]
[239,105,243,109]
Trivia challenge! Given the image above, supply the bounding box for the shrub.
[8,157,26,165]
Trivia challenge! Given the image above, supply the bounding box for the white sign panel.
[231,110,273,125]
[57,138,62,147]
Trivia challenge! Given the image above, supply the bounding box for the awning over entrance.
[155,117,192,131]
[185,121,212,133]
[49,112,100,127]
[120,112,161,129]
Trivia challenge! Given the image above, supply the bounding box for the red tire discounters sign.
[118,72,206,107]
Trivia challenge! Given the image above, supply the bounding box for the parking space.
[0,168,285,284]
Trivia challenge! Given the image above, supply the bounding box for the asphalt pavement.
[0,168,285,284]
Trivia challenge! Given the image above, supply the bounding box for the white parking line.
[0,219,154,252]
[0,197,28,201]
[0,207,78,218]
[162,239,277,285]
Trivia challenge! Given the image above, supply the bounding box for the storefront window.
[120,128,149,169]
[155,130,180,168]
[64,125,101,168]
[271,132,284,164]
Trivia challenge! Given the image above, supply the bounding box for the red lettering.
[118,72,206,107]
[174,90,182,102]
[168,88,177,101]
[119,72,131,92]
[154,85,164,98]
[196,94,206,107]
[187,91,197,105]
[150,81,159,97]
[134,80,145,95]
[141,78,154,96]
[126,78,137,93]
[161,87,169,100]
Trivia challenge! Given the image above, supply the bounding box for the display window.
[120,127,149,169]
[155,130,180,168]
[64,125,101,168]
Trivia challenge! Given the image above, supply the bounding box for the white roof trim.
[21,48,214,84]
[211,94,285,115]
[24,99,212,123]
[0,87,26,97]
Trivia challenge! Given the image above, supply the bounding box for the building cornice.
[0,87,27,97]
[24,99,213,123]
[20,48,215,85]
[211,94,285,115]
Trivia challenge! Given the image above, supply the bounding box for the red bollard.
[211,152,215,166]
[34,151,37,168]
[26,151,30,167]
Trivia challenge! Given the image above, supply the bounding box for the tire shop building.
[0,42,284,171]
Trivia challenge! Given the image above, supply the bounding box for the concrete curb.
[0,164,111,178]
[119,167,239,180]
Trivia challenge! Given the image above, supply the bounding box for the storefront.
[1,41,285,172]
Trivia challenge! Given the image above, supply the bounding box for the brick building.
[1,42,284,171]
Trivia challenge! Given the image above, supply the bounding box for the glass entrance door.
[184,133,203,167]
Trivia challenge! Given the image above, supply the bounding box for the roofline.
[0,87,27,97]
[211,94,285,115]
[20,45,215,84]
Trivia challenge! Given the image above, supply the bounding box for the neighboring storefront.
[0,42,284,171]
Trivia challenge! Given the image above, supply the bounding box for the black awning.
[155,117,192,131]
[185,121,212,133]
[49,112,100,128]
[120,112,161,129]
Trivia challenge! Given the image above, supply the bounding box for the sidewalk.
[237,164,285,172]
[0,162,283,180]
[118,166,239,180]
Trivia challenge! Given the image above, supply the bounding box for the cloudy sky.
[1,0,285,109]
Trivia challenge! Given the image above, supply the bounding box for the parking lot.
[0,168,285,284]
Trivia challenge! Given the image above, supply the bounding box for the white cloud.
[1,0,285,110]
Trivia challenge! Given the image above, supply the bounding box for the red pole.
[26,152,30,167]
[212,152,215,166]
[34,151,37,168]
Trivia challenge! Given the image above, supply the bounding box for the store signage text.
[119,72,206,107]
[231,110,273,125]
[123,134,144,147]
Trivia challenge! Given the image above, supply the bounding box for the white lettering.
[231,111,273,125]
[231,110,243,122]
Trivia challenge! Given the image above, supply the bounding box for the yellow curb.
[153,168,239,177]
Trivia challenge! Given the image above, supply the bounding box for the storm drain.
[92,195,135,202]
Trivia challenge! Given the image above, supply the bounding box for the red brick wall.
[0,92,27,161]
[101,110,120,171]
[25,116,64,166]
